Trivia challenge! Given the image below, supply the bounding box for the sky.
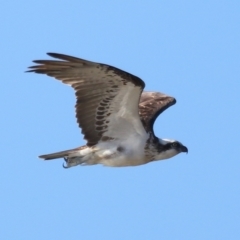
[1,0,240,239]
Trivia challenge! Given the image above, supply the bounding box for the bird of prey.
[27,53,188,168]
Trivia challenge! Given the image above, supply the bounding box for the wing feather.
[139,91,176,135]
[28,53,146,146]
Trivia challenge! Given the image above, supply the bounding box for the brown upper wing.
[139,91,176,135]
[27,53,145,146]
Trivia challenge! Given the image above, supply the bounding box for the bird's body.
[28,53,188,168]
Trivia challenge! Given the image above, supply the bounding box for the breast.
[96,138,147,167]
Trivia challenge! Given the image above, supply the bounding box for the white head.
[154,138,188,161]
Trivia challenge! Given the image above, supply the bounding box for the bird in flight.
[27,53,188,168]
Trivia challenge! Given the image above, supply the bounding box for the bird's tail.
[39,147,84,160]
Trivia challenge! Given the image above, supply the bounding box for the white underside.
[65,133,150,167]
[64,137,180,168]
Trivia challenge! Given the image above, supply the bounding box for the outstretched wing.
[28,53,146,146]
[139,91,176,135]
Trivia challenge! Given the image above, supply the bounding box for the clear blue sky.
[1,1,240,239]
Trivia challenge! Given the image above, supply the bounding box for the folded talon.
[62,162,68,169]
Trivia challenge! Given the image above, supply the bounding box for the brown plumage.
[139,92,176,135]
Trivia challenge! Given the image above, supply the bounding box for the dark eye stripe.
[171,142,179,148]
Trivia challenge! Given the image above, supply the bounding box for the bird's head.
[154,138,188,160]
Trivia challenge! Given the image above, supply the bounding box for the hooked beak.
[181,145,188,153]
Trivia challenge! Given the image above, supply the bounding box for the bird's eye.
[171,142,179,148]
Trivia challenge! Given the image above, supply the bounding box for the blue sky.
[1,1,240,239]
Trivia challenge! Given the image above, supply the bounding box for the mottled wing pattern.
[139,91,176,134]
[28,53,146,146]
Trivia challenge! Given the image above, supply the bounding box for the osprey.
[28,53,188,168]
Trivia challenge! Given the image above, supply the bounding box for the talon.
[62,163,68,169]
[64,157,68,162]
